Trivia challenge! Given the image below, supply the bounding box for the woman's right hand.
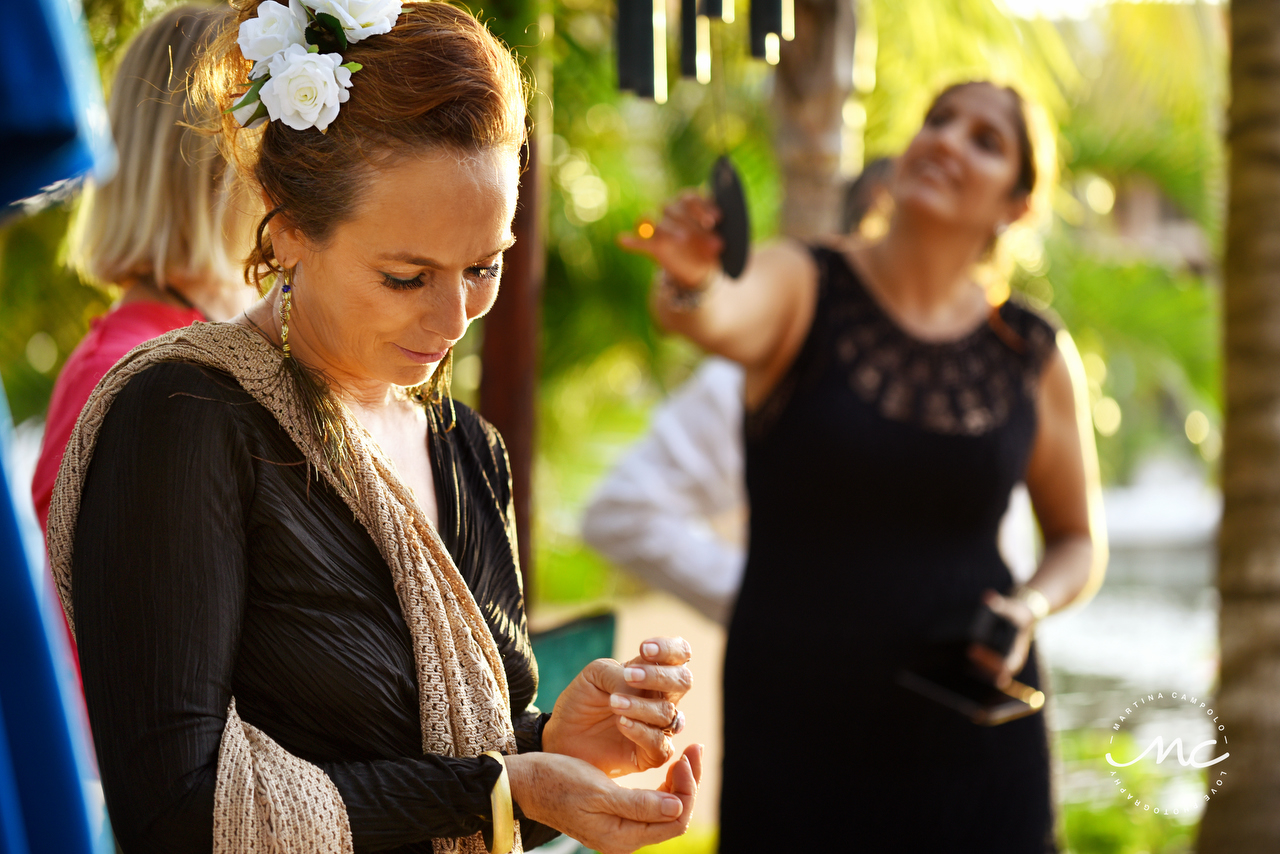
[506,745,703,854]
[543,638,694,776]
[617,191,724,288]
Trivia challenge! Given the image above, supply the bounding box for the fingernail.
[642,642,660,659]
[661,797,683,817]
[625,666,645,682]
[610,693,632,710]
[619,715,634,728]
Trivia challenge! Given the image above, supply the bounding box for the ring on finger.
[662,709,685,736]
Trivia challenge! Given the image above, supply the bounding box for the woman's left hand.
[542,637,693,777]
[967,590,1035,688]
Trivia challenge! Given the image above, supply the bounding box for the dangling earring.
[280,267,294,359]
[995,222,1009,238]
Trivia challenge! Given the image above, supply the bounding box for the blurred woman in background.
[622,81,1106,851]
[32,3,257,533]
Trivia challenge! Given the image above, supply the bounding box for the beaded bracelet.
[655,268,720,313]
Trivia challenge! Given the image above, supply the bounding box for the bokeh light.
[1093,396,1122,437]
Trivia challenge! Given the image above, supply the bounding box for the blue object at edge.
[0,385,97,854]
[0,0,115,207]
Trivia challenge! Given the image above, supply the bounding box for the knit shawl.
[46,322,521,854]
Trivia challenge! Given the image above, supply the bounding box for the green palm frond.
[862,0,1080,159]
[1060,2,1226,236]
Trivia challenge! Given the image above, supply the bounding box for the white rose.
[232,97,267,129]
[308,0,402,43]
[238,0,307,78]
[259,44,354,132]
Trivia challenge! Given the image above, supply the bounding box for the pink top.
[33,301,204,533]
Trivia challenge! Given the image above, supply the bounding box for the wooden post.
[774,0,857,240]
[1199,1,1280,848]
[481,138,542,597]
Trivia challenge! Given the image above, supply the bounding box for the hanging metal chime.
[614,0,796,281]
[617,0,794,99]
[616,0,656,98]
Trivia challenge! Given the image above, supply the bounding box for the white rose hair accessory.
[228,0,401,132]
[308,0,403,42]
[259,44,354,132]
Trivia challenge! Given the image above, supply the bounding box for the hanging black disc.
[712,156,750,279]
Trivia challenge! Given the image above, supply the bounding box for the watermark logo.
[1102,691,1229,817]
[1106,735,1226,769]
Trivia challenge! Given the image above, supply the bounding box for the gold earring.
[280,267,294,359]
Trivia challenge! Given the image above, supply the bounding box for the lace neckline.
[827,249,1049,436]
[836,249,1004,349]
[744,245,1056,441]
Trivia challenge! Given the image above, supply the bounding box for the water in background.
[1039,455,1220,824]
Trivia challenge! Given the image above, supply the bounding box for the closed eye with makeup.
[379,257,506,292]
[263,148,521,394]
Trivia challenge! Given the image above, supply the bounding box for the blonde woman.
[32,3,257,533]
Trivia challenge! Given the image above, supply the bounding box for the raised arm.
[618,193,818,406]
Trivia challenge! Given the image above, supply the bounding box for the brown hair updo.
[199,0,528,289]
[197,0,525,473]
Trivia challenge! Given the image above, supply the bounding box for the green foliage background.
[0,0,1225,610]
[0,1,1225,589]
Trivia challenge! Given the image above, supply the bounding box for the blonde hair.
[69,4,245,288]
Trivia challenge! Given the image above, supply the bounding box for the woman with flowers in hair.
[48,2,702,853]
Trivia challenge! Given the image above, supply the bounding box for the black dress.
[71,362,558,853]
[719,247,1059,852]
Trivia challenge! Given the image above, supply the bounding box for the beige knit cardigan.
[46,322,521,854]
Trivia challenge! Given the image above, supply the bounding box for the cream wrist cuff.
[483,750,514,854]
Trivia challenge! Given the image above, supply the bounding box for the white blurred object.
[582,359,1041,622]
[582,359,746,624]
[1000,483,1038,583]
[1103,455,1221,549]
[9,418,44,521]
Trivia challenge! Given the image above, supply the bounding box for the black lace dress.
[719,247,1059,852]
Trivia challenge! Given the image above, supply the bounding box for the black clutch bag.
[896,603,1045,726]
